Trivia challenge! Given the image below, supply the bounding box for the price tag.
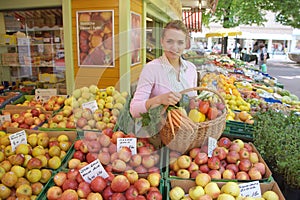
[239,181,261,198]
[35,89,57,103]
[79,159,108,183]
[0,115,11,125]
[117,138,137,155]
[207,137,217,157]
[229,88,233,95]
[9,130,27,152]
[82,100,98,113]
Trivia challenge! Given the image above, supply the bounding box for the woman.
[257,43,268,67]
[130,20,198,118]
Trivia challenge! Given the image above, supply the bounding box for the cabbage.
[282,96,292,104]
[290,94,299,101]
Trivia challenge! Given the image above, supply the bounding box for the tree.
[202,0,300,53]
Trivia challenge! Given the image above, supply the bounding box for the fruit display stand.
[164,137,272,183]
[166,178,285,199]
[222,120,254,141]
[0,91,23,110]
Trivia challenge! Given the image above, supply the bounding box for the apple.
[8,154,25,166]
[48,156,62,170]
[226,151,240,164]
[134,178,151,195]
[61,189,79,200]
[1,171,18,187]
[15,144,30,155]
[16,184,32,197]
[47,186,62,200]
[208,169,222,179]
[135,165,148,174]
[254,162,266,176]
[194,152,208,165]
[67,168,80,180]
[236,171,250,180]
[169,186,185,200]
[124,169,139,184]
[111,131,125,144]
[229,143,241,152]
[218,137,231,149]
[90,176,107,192]
[238,159,252,172]
[188,161,199,172]
[74,140,83,150]
[198,194,213,200]
[40,169,52,184]
[207,156,220,170]
[62,179,78,191]
[102,186,114,200]
[233,139,244,149]
[190,170,201,178]
[112,159,127,172]
[111,193,126,200]
[222,169,235,179]
[77,181,91,198]
[147,172,161,187]
[176,169,190,179]
[226,163,239,174]
[118,146,132,163]
[129,154,142,167]
[244,143,253,152]
[60,141,72,151]
[125,185,139,200]
[177,155,192,169]
[199,164,210,173]
[98,134,111,147]
[79,143,89,154]
[12,113,20,122]
[111,175,130,193]
[189,185,205,200]
[73,150,85,162]
[147,191,163,200]
[195,173,211,187]
[204,182,221,199]
[11,165,26,178]
[54,172,67,186]
[108,143,117,154]
[26,169,42,183]
[239,148,250,159]
[213,147,227,160]
[249,152,259,164]
[248,167,262,180]
[142,154,156,169]
[87,192,103,200]
[189,147,201,159]
[68,158,81,169]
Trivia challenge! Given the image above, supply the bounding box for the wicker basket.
[159,87,227,154]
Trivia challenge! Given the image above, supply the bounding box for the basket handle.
[180,87,226,106]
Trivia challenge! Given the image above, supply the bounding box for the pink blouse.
[130,54,198,118]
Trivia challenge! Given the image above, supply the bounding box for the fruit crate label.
[0,114,11,125]
[239,181,261,198]
[35,89,57,103]
[79,159,108,183]
[207,137,217,157]
[117,138,137,155]
[82,100,98,113]
[9,130,27,152]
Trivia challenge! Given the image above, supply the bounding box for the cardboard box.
[167,179,285,200]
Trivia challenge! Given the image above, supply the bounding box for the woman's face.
[161,28,186,60]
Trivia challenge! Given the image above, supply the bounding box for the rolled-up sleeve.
[130,65,154,118]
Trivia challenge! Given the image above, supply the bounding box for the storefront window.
[0,7,66,94]
[146,15,163,62]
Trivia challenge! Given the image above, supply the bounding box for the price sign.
[207,137,217,157]
[0,115,11,125]
[82,100,98,113]
[117,138,137,155]
[239,181,261,198]
[79,159,108,183]
[9,130,27,152]
[35,89,57,103]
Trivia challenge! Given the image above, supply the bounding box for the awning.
[182,8,202,32]
[205,28,242,38]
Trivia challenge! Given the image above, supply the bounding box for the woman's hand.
[160,91,182,106]
[146,91,182,110]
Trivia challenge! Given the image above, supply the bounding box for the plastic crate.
[223,120,254,140]
[164,143,272,183]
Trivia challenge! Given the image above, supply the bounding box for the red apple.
[62,179,78,191]
[111,131,125,144]
[47,186,62,200]
[124,169,139,184]
[102,128,113,138]
[118,146,132,163]
[226,151,240,164]
[74,140,83,151]
[208,169,222,179]
[98,134,111,147]
[98,151,110,165]
[102,186,113,199]
[147,191,162,200]
[111,193,126,200]
[236,171,250,180]
[61,189,78,200]
[129,154,142,167]
[111,175,130,193]
[77,181,91,198]
[229,143,241,152]
[190,170,202,178]
[86,153,97,163]
[67,168,79,180]
[125,185,139,200]
[134,178,150,195]
[239,148,250,159]
[213,147,227,160]
[189,147,201,159]
[253,162,266,176]
[112,159,127,172]
[194,152,208,165]
[73,150,85,162]
[238,159,252,172]
[142,155,156,169]
[90,176,107,192]
[135,165,148,174]
[199,164,210,173]
[218,137,231,149]
[207,156,220,170]
[222,169,235,179]
[226,163,239,174]
[244,143,253,152]
[248,167,262,180]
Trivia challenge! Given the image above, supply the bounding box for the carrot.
[171,109,193,131]
[167,111,175,137]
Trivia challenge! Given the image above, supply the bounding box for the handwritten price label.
[207,137,217,157]
[0,115,11,126]
[239,181,261,198]
[35,89,57,103]
[82,100,98,113]
[117,138,137,155]
[79,159,108,183]
[9,130,27,152]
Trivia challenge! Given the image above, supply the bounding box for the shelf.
[5,26,63,33]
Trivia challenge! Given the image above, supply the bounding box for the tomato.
[199,101,210,114]
[207,107,218,120]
